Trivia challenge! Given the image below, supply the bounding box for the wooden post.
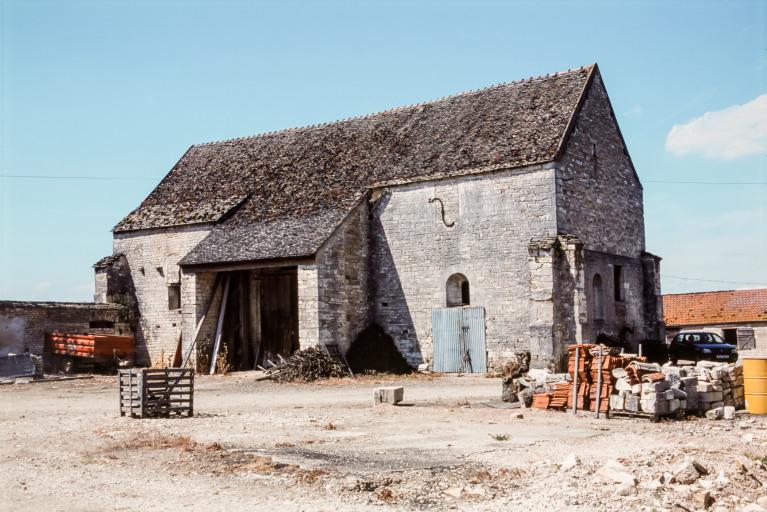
[238,274,251,370]
[595,346,603,419]
[572,347,579,415]
[210,275,231,375]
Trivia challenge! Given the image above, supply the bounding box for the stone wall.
[0,301,129,358]
[314,201,371,353]
[370,164,558,368]
[112,224,212,366]
[555,69,661,349]
[555,70,645,258]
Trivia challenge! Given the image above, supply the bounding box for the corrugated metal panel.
[432,308,461,372]
[462,307,487,373]
[432,307,486,373]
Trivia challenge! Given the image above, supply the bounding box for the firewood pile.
[261,347,348,383]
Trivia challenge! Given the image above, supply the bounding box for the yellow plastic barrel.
[743,355,767,414]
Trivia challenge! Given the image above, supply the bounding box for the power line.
[645,180,767,185]
[0,174,152,180]
[662,274,767,286]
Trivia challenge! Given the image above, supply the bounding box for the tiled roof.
[116,64,596,265]
[663,289,767,326]
[115,196,247,232]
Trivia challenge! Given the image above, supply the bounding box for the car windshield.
[682,333,725,344]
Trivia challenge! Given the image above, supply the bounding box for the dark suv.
[668,331,738,364]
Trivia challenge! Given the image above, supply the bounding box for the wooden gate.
[432,306,487,373]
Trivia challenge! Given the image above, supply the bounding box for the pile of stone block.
[610,360,744,417]
[685,361,745,411]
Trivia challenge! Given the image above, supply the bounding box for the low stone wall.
[0,301,130,358]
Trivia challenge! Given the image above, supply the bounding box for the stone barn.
[96,64,663,372]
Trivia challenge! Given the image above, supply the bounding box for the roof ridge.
[194,64,596,147]
[664,288,767,297]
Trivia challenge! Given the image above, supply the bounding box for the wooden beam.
[209,275,231,375]
[238,273,251,369]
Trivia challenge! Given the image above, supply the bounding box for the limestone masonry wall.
[555,70,661,349]
[0,301,128,359]
[315,201,371,353]
[113,225,212,366]
[371,165,558,367]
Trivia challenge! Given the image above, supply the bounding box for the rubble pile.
[533,343,746,419]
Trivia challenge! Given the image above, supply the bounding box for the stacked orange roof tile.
[663,288,767,327]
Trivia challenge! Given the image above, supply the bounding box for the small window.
[168,284,181,310]
[613,265,624,302]
[592,274,604,320]
[446,273,470,307]
[723,328,738,345]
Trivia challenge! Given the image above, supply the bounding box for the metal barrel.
[743,355,767,414]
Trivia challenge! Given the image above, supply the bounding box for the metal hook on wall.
[428,197,455,228]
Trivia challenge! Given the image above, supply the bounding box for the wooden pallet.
[608,409,683,422]
[119,369,194,418]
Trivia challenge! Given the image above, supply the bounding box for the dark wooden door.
[259,270,298,362]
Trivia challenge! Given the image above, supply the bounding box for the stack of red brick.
[532,344,643,412]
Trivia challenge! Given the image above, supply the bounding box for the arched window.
[446,273,470,307]
[592,274,604,320]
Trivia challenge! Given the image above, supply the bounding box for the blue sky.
[1,0,765,301]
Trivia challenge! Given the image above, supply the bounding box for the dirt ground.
[2,373,767,512]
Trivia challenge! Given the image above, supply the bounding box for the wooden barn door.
[259,269,298,363]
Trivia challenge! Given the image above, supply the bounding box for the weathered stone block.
[698,391,723,403]
[642,380,669,394]
[624,394,640,412]
[641,398,669,415]
[374,386,404,405]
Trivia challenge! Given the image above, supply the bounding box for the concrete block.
[374,386,404,405]
[642,380,670,394]
[641,398,670,415]
[724,406,736,420]
[698,391,723,403]
[668,398,681,412]
[610,394,625,411]
[624,395,640,412]
[680,376,698,387]
[631,384,642,394]
[710,401,724,409]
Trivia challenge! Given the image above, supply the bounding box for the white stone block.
[374,386,404,405]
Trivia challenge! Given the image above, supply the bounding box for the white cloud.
[665,94,767,159]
